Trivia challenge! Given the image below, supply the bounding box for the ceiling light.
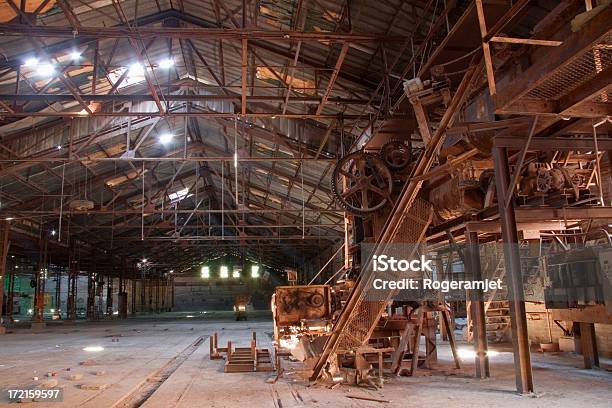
[129,62,144,76]
[201,265,210,279]
[251,265,260,278]
[141,258,147,263]
[159,133,173,144]
[220,265,229,279]
[70,51,81,61]
[50,229,56,236]
[5,217,14,221]
[158,58,174,69]
[35,63,56,77]
[57,145,62,150]
[24,57,39,67]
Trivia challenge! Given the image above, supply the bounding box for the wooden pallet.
[256,349,275,372]
[223,332,275,373]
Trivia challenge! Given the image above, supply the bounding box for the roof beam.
[316,43,350,116]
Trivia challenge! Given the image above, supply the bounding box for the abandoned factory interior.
[0,0,611,407]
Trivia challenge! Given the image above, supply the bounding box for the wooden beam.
[490,36,562,46]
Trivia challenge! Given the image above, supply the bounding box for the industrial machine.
[234,295,251,321]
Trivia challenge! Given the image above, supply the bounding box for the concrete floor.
[0,316,610,407]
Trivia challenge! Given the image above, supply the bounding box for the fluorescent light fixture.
[158,58,174,69]
[232,269,240,278]
[129,62,144,76]
[159,132,174,144]
[5,217,14,221]
[24,57,39,67]
[201,265,210,279]
[251,265,260,278]
[220,265,229,279]
[83,346,104,352]
[70,51,81,61]
[36,63,55,77]
[234,152,238,168]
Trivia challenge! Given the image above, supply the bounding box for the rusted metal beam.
[495,5,612,111]
[1,111,361,119]
[316,43,350,116]
[241,38,248,115]
[492,145,533,394]
[494,136,612,151]
[0,93,373,104]
[0,24,415,42]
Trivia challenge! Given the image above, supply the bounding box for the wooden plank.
[551,305,612,324]
[490,36,562,46]
[475,0,497,95]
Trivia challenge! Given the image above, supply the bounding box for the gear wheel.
[331,151,393,215]
[379,140,412,170]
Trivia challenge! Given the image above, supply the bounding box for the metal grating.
[336,198,432,351]
[526,33,611,100]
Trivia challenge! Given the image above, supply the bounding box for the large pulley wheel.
[332,151,394,215]
[379,140,412,170]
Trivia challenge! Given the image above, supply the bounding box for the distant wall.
[172,277,272,312]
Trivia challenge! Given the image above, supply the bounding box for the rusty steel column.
[66,251,78,322]
[86,272,95,320]
[0,220,9,334]
[131,278,137,315]
[7,263,15,323]
[467,231,490,378]
[32,236,47,327]
[54,266,62,319]
[106,277,113,317]
[492,146,534,393]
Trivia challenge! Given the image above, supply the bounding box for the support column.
[106,277,113,317]
[66,250,78,322]
[118,266,127,319]
[32,236,47,329]
[54,266,62,320]
[7,262,15,323]
[86,272,95,320]
[579,322,599,369]
[467,231,490,378]
[0,220,9,334]
[492,146,534,393]
[131,278,136,315]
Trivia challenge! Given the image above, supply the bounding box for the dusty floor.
[0,315,610,407]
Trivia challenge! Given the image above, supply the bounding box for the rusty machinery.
[272,285,333,352]
[234,295,251,321]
